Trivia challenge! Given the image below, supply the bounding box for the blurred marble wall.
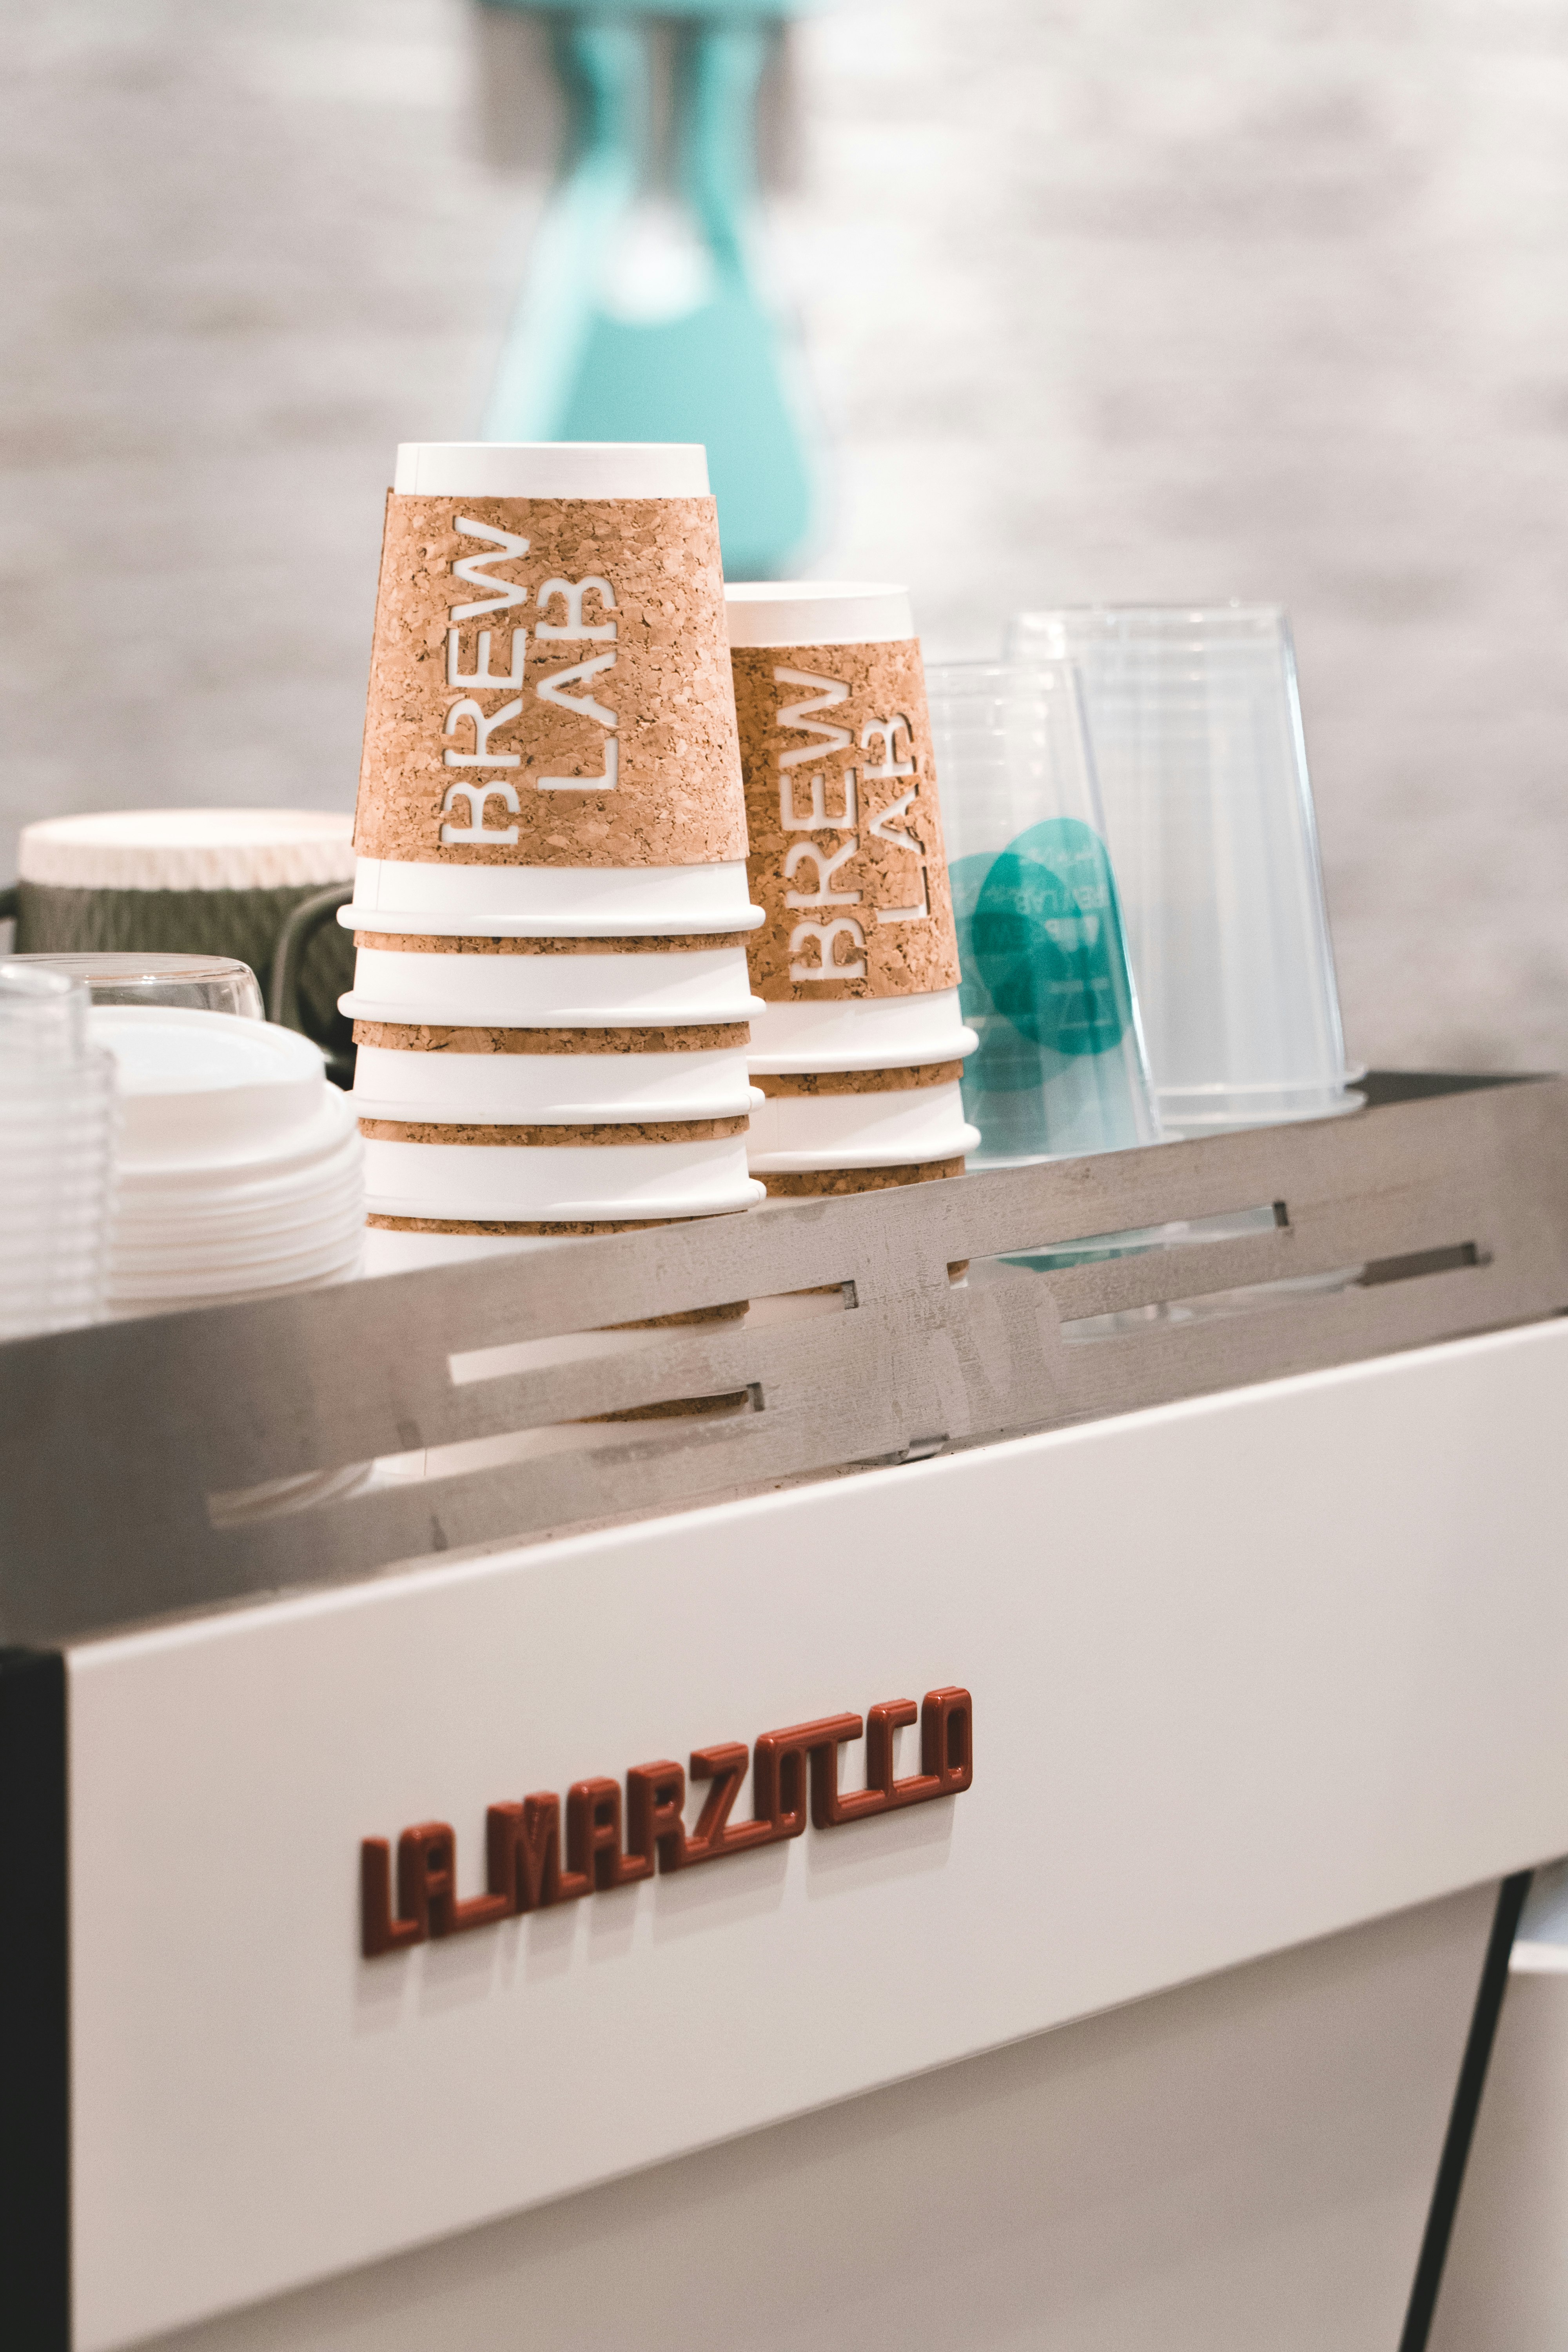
[5,0,1567,1070]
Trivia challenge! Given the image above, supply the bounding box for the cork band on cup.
[759,1156,966,1197]
[363,1208,964,1283]
[731,640,962,1004]
[574,1291,753,1417]
[752,1061,962,1097]
[355,495,746,870]
[367,1212,715,1236]
[354,931,751,955]
[586,1392,749,1423]
[357,1116,749,1147]
[604,1302,747,1328]
[351,1022,751,1054]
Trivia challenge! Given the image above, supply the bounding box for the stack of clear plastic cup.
[925,661,1161,1163]
[341,443,765,1276]
[726,581,979,1202]
[91,1009,363,1317]
[1007,605,1360,1135]
[0,962,116,1339]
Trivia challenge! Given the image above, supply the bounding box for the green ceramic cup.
[4,810,357,1083]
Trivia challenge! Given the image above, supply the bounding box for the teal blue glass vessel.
[481,3,815,580]
[926,662,1161,1165]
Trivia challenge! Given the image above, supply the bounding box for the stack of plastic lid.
[1005,605,1360,1134]
[726,582,978,1201]
[0,962,116,1339]
[93,1010,363,1318]
[341,442,766,1276]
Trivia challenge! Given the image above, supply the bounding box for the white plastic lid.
[91,1007,328,1162]
[393,444,710,499]
[20,809,355,893]
[725,582,914,647]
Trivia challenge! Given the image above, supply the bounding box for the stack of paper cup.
[342,443,766,1276]
[726,582,978,1200]
[92,1009,363,1317]
[0,962,116,1339]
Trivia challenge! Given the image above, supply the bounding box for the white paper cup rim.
[394,444,710,499]
[725,581,914,647]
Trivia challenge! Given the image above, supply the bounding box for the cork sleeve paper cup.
[344,856,760,939]
[1006,605,1359,1135]
[351,1042,757,1126]
[349,446,764,1264]
[744,988,974,1076]
[726,583,967,1025]
[354,443,748,881]
[727,581,974,1199]
[361,1132,761,1223]
[340,942,759,1029]
[362,1225,571,1276]
[746,1079,977,1174]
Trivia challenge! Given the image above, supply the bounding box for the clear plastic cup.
[924,662,1161,1163]
[0,962,116,1336]
[13,951,265,1020]
[1007,606,1359,1134]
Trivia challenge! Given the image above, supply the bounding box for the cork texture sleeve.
[356,495,747,868]
[731,641,962,1002]
[351,1021,750,1055]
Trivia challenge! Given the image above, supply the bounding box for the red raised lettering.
[360,1838,425,1957]
[922,1686,973,1794]
[568,1777,653,1890]
[626,1760,690,1871]
[395,1821,512,1937]
[679,1742,775,1863]
[754,1713,862,1839]
[486,1794,591,1911]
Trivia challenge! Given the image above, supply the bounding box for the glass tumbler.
[15,951,265,1020]
[925,661,1160,1163]
[1007,605,1359,1134]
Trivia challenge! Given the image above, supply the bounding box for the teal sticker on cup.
[960,818,1133,1058]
